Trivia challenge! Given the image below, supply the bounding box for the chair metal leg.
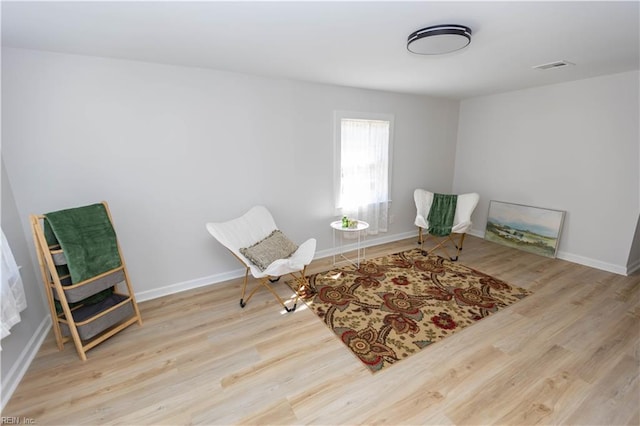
[420,233,467,261]
[419,229,429,255]
[291,267,315,300]
[240,267,250,308]
[241,283,262,308]
[457,233,467,251]
[431,237,454,260]
[451,233,467,261]
[257,276,300,312]
[228,249,310,312]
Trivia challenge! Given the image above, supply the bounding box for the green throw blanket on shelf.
[44,203,122,283]
[427,193,458,237]
[45,203,121,311]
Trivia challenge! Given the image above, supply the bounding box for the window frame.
[333,110,394,214]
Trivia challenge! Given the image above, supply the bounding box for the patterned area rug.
[297,248,532,373]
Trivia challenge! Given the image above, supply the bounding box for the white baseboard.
[467,229,485,238]
[136,231,418,303]
[138,228,632,305]
[556,251,627,275]
[135,269,247,302]
[627,259,640,276]
[1,316,52,411]
[469,228,628,275]
[314,230,417,260]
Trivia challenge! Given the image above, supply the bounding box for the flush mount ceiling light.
[407,24,472,55]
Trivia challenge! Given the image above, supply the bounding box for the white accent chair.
[414,189,480,261]
[206,206,316,312]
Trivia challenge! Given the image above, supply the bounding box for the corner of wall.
[626,213,640,275]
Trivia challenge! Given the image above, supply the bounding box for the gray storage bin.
[53,269,125,303]
[61,293,134,341]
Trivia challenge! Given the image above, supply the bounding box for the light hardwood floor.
[3,235,639,425]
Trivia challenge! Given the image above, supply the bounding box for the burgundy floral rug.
[299,248,532,372]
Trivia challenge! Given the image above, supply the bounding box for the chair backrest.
[414,189,479,231]
[206,206,277,257]
[414,189,434,225]
[453,192,480,225]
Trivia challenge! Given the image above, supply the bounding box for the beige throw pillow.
[240,230,298,271]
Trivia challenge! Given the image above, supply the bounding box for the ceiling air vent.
[533,60,575,70]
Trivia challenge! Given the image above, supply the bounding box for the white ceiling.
[2,1,639,100]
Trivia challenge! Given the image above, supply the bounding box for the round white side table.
[330,220,370,267]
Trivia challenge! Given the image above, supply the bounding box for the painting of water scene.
[485,201,565,258]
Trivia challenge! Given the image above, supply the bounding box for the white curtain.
[339,118,390,235]
[1,228,27,343]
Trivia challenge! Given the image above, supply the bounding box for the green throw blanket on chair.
[427,193,458,237]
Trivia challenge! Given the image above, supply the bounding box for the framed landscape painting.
[485,201,565,258]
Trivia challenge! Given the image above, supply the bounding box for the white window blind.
[334,112,393,235]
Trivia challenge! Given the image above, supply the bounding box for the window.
[334,111,393,234]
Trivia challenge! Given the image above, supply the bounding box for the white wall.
[1,158,51,409]
[454,71,640,274]
[1,47,460,301]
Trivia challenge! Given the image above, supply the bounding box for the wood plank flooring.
[3,235,639,425]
